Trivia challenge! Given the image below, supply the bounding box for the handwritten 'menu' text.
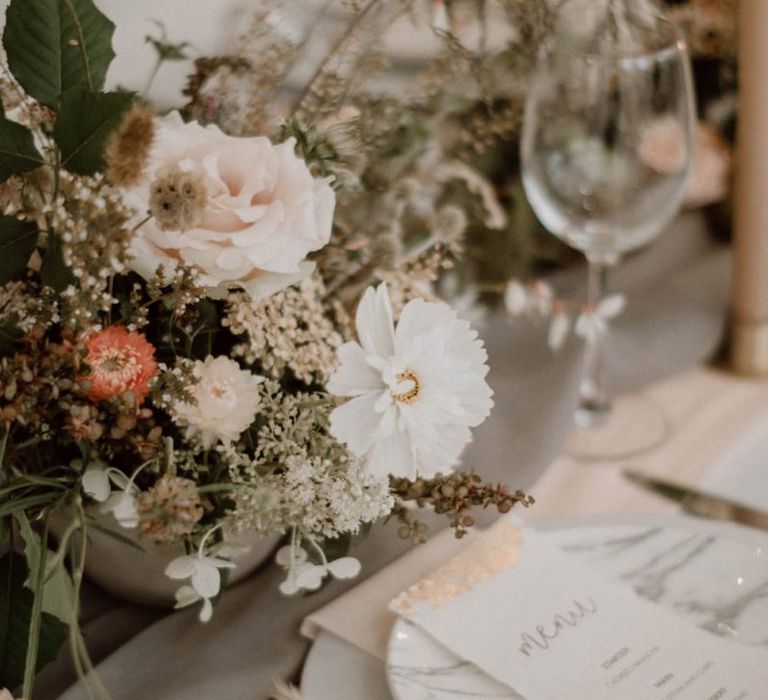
[518,598,598,657]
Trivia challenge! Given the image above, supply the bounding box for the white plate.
[301,513,768,700]
[386,514,768,700]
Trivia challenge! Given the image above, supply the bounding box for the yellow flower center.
[391,369,421,404]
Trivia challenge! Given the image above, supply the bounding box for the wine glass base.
[565,394,672,463]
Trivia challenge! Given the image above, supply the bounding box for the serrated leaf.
[3,0,116,109]
[54,88,134,174]
[40,234,76,292]
[0,216,38,285]
[0,552,68,689]
[0,117,44,183]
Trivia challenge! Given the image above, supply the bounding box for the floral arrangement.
[0,0,546,695]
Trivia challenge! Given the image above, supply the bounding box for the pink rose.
[125,113,335,300]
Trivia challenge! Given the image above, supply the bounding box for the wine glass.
[520,6,696,460]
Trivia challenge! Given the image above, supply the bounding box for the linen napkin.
[300,526,483,660]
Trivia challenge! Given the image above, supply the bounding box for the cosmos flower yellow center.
[392,369,421,404]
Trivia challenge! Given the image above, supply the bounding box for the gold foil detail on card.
[391,521,521,614]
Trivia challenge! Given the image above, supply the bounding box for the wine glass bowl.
[520,7,696,458]
[522,14,695,264]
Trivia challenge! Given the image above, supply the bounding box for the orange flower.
[82,326,158,403]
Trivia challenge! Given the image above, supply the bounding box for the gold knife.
[624,470,768,532]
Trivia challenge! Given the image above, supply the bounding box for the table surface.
[27,208,739,700]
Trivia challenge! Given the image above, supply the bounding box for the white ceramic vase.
[52,510,281,607]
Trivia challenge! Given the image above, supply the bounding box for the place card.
[390,521,768,699]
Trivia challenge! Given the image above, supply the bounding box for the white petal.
[191,562,223,599]
[548,312,571,351]
[596,294,626,319]
[165,555,199,580]
[504,280,528,316]
[295,564,326,591]
[82,465,110,503]
[355,284,395,358]
[174,585,200,609]
[326,342,384,397]
[328,392,384,456]
[239,261,316,302]
[199,598,214,623]
[112,493,139,529]
[201,555,237,570]
[326,557,362,580]
[279,576,300,596]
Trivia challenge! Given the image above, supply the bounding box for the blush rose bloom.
[125,112,336,300]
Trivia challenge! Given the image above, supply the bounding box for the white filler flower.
[327,284,493,479]
[174,356,264,448]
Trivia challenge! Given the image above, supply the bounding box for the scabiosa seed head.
[148,166,208,231]
[136,474,205,543]
[106,104,156,187]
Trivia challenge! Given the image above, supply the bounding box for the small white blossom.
[166,527,236,622]
[276,543,361,595]
[575,294,626,345]
[100,468,142,528]
[548,310,571,351]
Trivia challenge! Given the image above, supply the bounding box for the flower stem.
[22,514,50,699]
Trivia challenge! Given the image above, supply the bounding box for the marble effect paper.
[389,521,768,700]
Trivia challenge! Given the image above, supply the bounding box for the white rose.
[174,356,264,448]
[125,113,336,300]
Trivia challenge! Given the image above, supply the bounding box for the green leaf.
[3,0,116,109]
[40,234,76,292]
[0,552,68,689]
[54,88,134,174]
[0,117,44,183]
[0,216,38,285]
[15,512,74,624]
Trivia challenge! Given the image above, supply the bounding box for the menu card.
[390,521,768,699]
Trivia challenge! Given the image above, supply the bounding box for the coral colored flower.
[82,326,158,403]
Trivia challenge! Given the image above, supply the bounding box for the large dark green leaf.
[0,217,38,285]
[0,118,43,183]
[3,0,116,109]
[54,88,134,174]
[0,552,68,690]
[40,234,76,292]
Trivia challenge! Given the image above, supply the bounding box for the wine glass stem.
[576,257,613,427]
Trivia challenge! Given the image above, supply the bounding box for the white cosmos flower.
[327,284,493,479]
[174,356,264,448]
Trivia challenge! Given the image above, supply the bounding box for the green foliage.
[40,234,76,292]
[0,552,68,690]
[16,512,75,624]
[0,217,38,285]
[0,117,44,183]
[54,88,134,174]
[144,20,191,62]
[3,0,116,109]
